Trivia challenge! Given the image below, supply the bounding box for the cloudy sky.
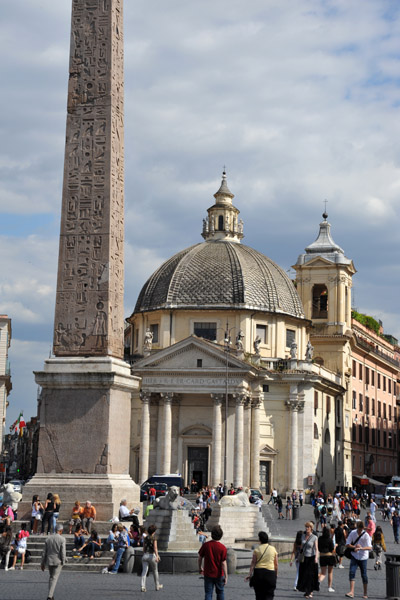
[1,0,400,429]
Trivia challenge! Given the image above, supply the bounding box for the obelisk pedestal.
[20,0,140,519]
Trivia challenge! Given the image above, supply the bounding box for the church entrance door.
[188,447,208,489]
[259,461,270,493]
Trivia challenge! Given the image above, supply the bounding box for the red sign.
[0,464,4,473]
[360,478,369,485]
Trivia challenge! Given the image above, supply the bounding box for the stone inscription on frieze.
[54,0,125,358]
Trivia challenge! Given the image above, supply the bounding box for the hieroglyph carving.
[54,0,125,358]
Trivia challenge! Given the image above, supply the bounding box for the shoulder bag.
[249,544,269,587]
[344,532,363,559]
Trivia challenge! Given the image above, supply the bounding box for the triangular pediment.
[133,335,252,373]
[302,257,335,268]
[260,444,278,456]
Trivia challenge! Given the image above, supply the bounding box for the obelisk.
[21,0,140,520]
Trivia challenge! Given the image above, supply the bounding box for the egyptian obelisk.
[22,0,140,519]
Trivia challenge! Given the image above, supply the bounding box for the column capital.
[140,391,151,403]
[160,392,174,403]
[285,400,305,413]
[211,393,224,405]
[233,393,247,406]
[251,396,262,409]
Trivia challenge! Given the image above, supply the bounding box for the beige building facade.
[126,174,353,494]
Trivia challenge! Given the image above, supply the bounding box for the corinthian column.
[234,394,245,488]
[250,397,261,488]
[139,392,151,483]
[211,394,223,486]
[285,386,304,491]
[161,393,173,474]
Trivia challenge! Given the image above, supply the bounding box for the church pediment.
[133,335,251,372]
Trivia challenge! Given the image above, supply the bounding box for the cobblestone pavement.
[0,563,388,600]
[0,503,396,600]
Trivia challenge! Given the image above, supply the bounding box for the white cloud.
[1,0,400,427]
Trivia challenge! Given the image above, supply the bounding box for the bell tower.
[293,211,356,490]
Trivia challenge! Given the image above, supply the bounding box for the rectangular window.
[286,329,296,347]
[389,432,392,449]
[389,379,392,394]
[197,359,202,368]
[389,405,392,421]
[135,328,139,348]
[372,399,375,416]
[378,373,381,389]
[256,324,267,344]
[352,360,357,377]
[358,424,363,443]
[326,396,331,415]
[394,407,397,422]
[371,429,376,445]
[383,431,387,447]
[383,403,387,420]
[262,384,269,393]
[378,401,381,418]
[371,370,375,386]
[365,367,370,385]
[359,363,363,380]
[314,391,319,414]
[383,376,386,392]
[194,322,217,341]
[352,391,357,410]
[365,396,369,414]
[365,427,369,446]
[378,429,381,446]
[359,393,363,412]
[150,323,159,344]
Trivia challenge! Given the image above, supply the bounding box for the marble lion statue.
[1,483,22,511]
[219,489,250,508]
[155,485,180,510]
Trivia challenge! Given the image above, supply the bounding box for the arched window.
[314,423,319,439]
[218,215,224,231]
[324,429,331,444]
[312,284,328,318]
[314,356,324,366]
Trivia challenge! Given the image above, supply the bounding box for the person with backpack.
[345,521,372,599]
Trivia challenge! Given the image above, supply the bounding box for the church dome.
[134,240,305,318]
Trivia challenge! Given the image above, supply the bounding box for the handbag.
[249,544,269,587]
[344,532,364,559]
[369,550,375,559]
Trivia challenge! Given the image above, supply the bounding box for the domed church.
[126,172,355,494]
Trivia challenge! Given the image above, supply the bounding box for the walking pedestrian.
[296,521,319,599]
[317,525,335,593]
[245,531,278,600]
[391,511,400,544]
[372,526,386,570]
[289,530,303,591]
[345,520,372,599]
[141,524,163,592]
[198,525,227,600]
[40,525,66,600]
[0,526,12,571]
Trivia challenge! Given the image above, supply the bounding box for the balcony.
[355,335,400,368]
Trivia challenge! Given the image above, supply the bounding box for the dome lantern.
[202,171,244,242]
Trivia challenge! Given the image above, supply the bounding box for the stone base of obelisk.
[19,357,140,521]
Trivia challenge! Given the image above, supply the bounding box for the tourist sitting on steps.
[118,499,140,526]
[81,501,96,534]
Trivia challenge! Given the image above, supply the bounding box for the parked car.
[140,482,168,502]
[8,480,24,493]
